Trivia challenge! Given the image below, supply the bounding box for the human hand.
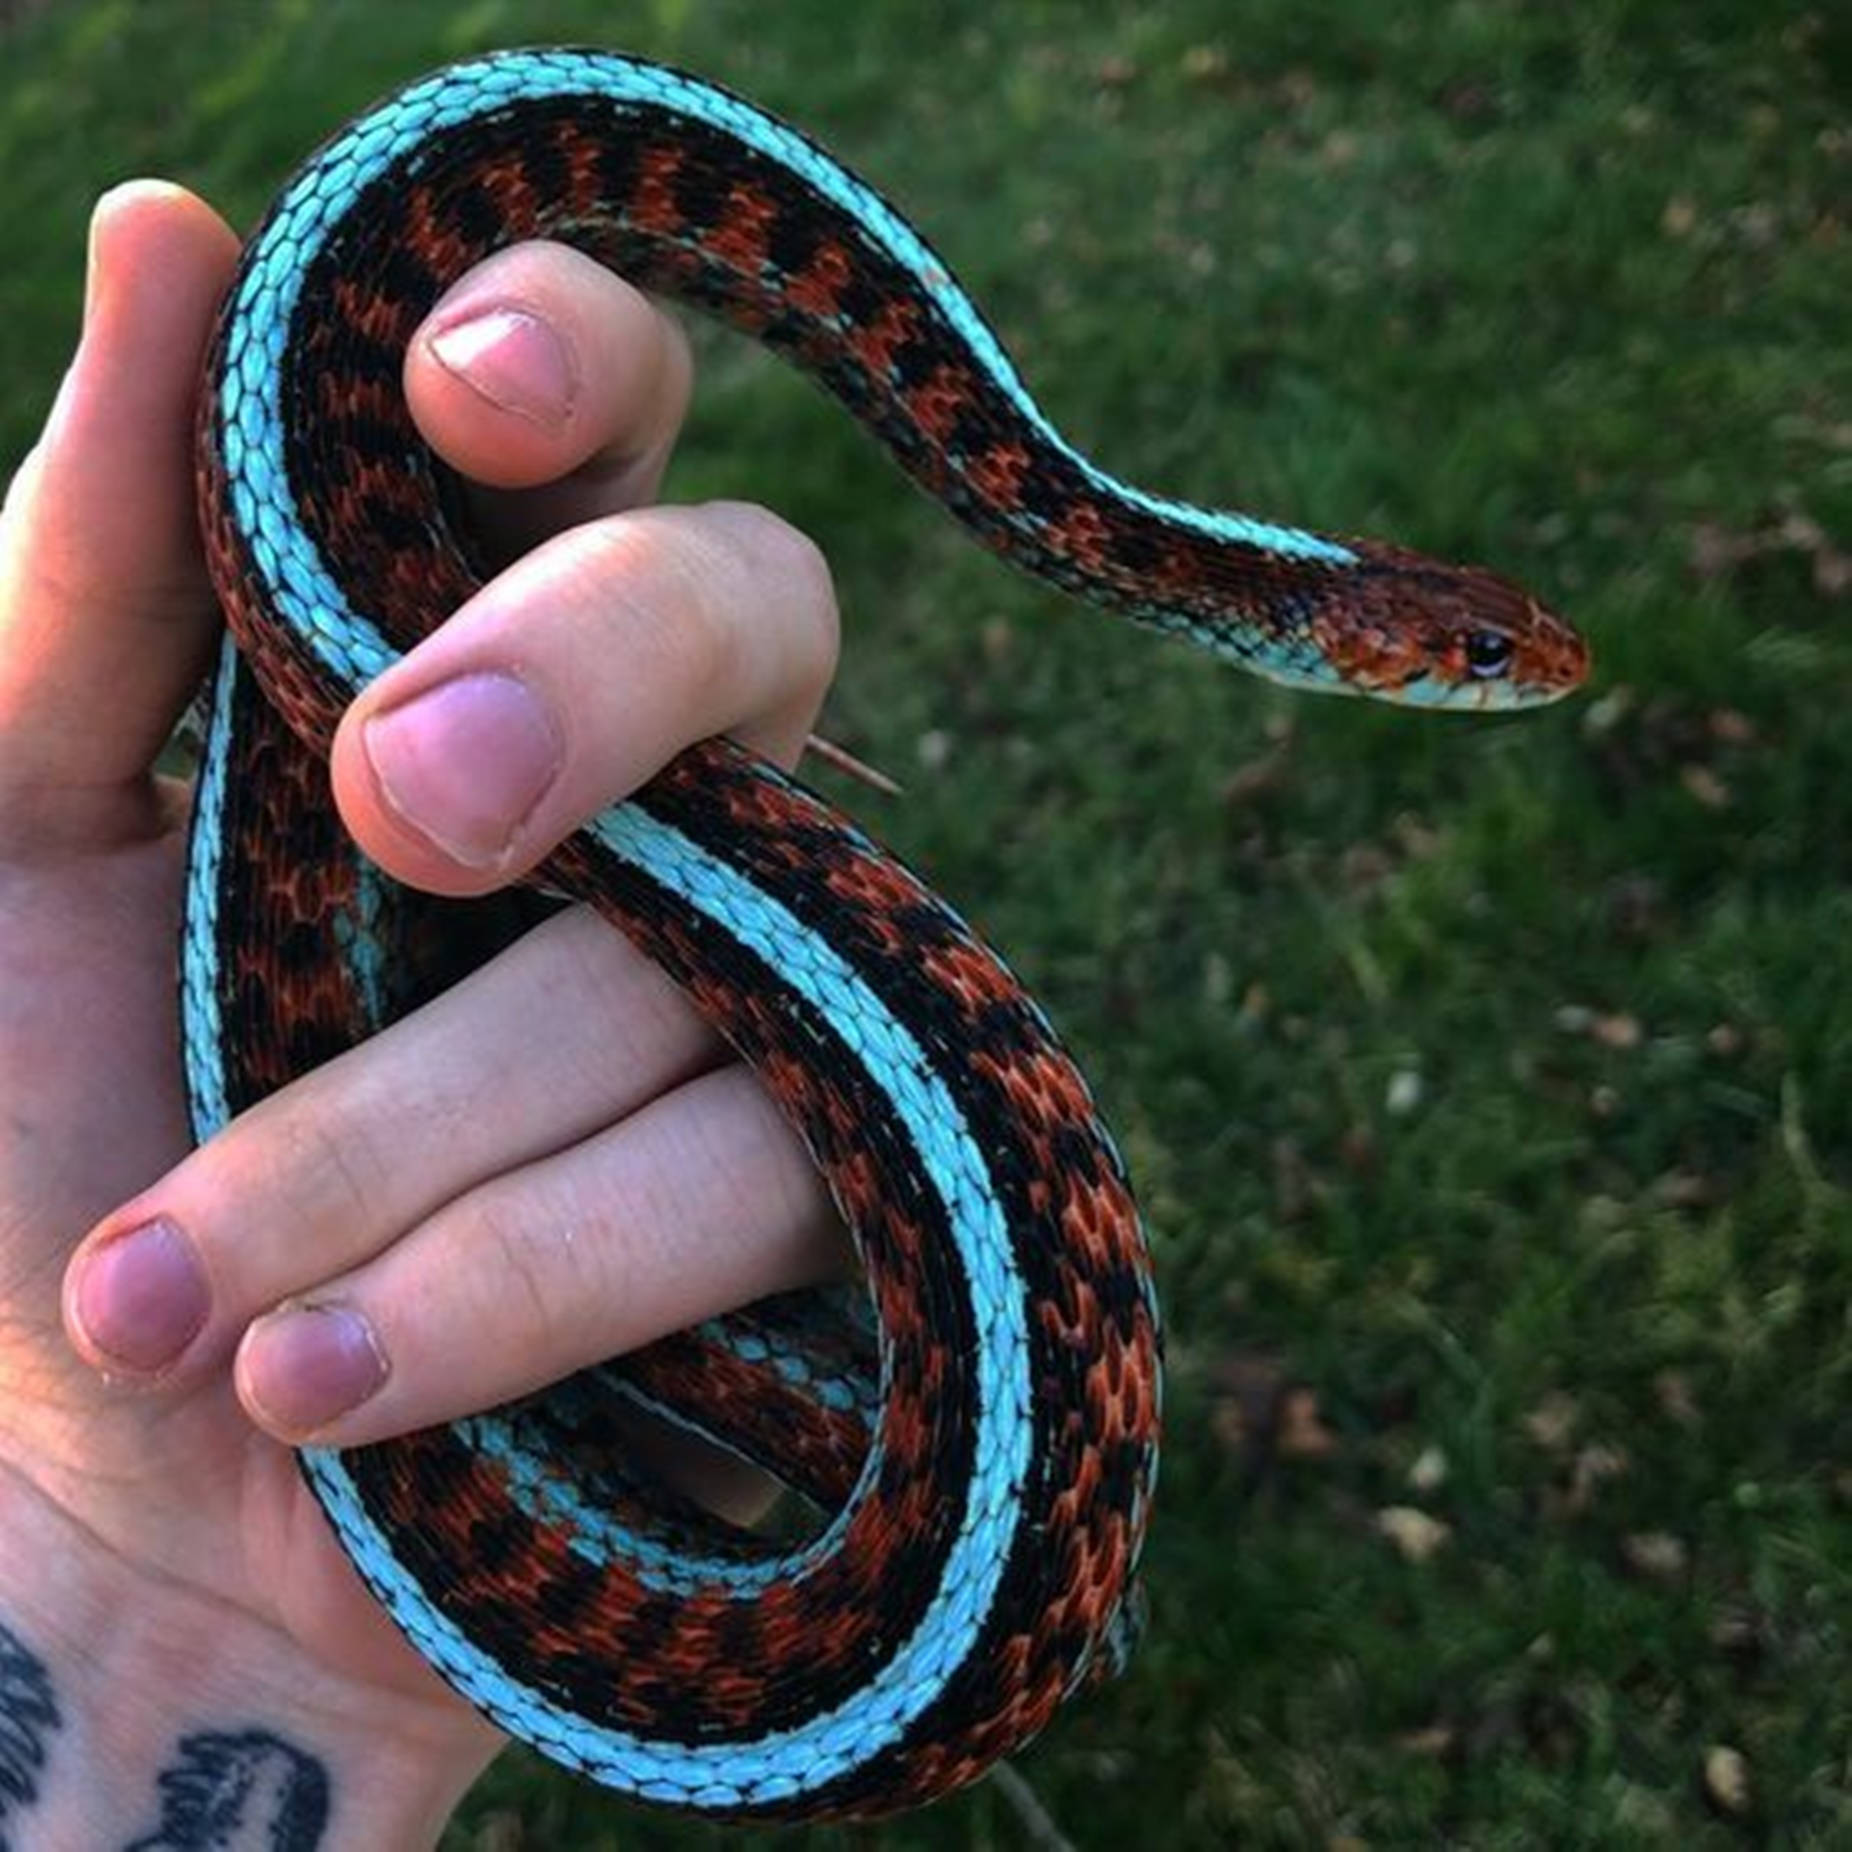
[0,179,844,1845]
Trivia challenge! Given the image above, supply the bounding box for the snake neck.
[209,85,1343,703]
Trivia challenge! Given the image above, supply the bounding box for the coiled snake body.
[187,48,1587,1822]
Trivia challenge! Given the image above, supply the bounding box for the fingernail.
[72,1218,209,1375]
[363,672,562,868]
[427,306,575,427]
[242,1303,389,1438]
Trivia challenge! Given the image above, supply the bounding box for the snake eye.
[1463,630,1514,680]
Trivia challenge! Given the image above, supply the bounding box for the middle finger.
[331,498,839,896]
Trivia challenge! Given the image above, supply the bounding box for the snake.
[183,47,1589,1823]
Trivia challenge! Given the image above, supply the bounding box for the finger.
[328,499,839,896]
[234,1061,840,1447]
[404,240,694,560]
[61,904,725,1380]
[0,182,238,835]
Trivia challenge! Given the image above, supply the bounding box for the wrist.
[0,1460,497,1848]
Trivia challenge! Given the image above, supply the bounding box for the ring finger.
[64,904,847,1404]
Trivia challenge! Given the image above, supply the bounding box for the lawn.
[3,0,1850,1845]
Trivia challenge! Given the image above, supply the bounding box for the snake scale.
[184,48,1589,1821]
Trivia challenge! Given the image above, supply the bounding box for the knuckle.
[593,510,753,709]
[464,1192,569,1346]
[562,515,718,684]
[707,501,841,685]
[197,1083,389,1292]
[544,500,840,743]
[267,1094,394,1230]
[461,1175,614,1355]
[717,500,836,607]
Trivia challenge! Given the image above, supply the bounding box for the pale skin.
[0,180,849,1843]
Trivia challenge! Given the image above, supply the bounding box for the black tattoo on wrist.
[126,1729,329,1851]
[0,1620,61,1846]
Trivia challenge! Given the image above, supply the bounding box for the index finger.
[403,240,693,563]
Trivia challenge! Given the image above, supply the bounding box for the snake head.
[1306,538,1590,710]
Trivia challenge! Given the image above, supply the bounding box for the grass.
[4,0,1850,1843]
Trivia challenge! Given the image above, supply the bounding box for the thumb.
[0,181,240,846]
